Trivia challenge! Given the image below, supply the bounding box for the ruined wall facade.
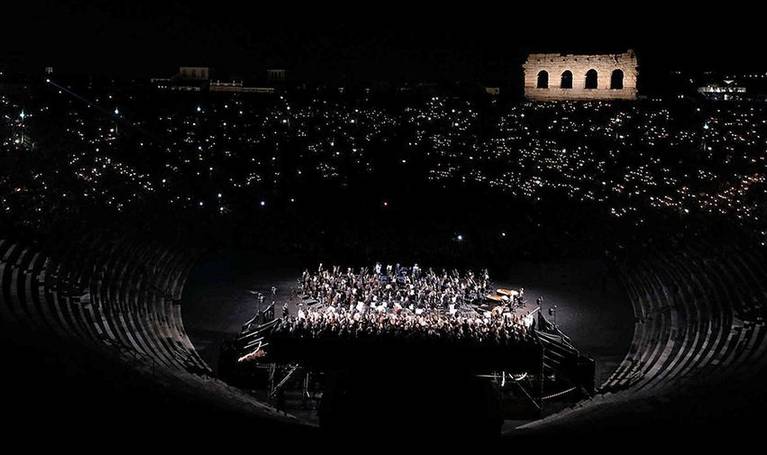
[523,50,638,101]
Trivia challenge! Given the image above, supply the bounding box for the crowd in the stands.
[3,80,767,248]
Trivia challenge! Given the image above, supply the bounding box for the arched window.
[560,70,573,89]
[536,70,549,89]
[585,69,598,89]
[610,69,624,89]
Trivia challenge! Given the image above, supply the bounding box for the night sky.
[3,1,762,81]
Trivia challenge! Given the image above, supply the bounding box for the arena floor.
[501,260,633,384]
[183,253,633,386]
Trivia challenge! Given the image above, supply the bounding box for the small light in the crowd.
[456,234,464,241]
[260,200,266,207]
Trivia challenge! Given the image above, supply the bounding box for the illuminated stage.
[180,255,633,437]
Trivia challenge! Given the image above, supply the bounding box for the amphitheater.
[2,235,766,446]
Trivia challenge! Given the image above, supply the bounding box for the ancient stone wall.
[523,50,638,101]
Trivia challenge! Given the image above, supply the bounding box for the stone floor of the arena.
[183,252,633,428]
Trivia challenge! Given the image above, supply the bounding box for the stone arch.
[523,51,638,100]
[537,70,549,89]
[560,70,573,89]
[585,69,598,89]
[610,69,624,89]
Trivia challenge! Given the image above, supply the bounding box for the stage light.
[456,234,464,241]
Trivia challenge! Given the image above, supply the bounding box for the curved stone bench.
[516,242,767,440]
[0,236,301,430]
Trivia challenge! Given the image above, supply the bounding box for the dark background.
[2,1,762,82]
